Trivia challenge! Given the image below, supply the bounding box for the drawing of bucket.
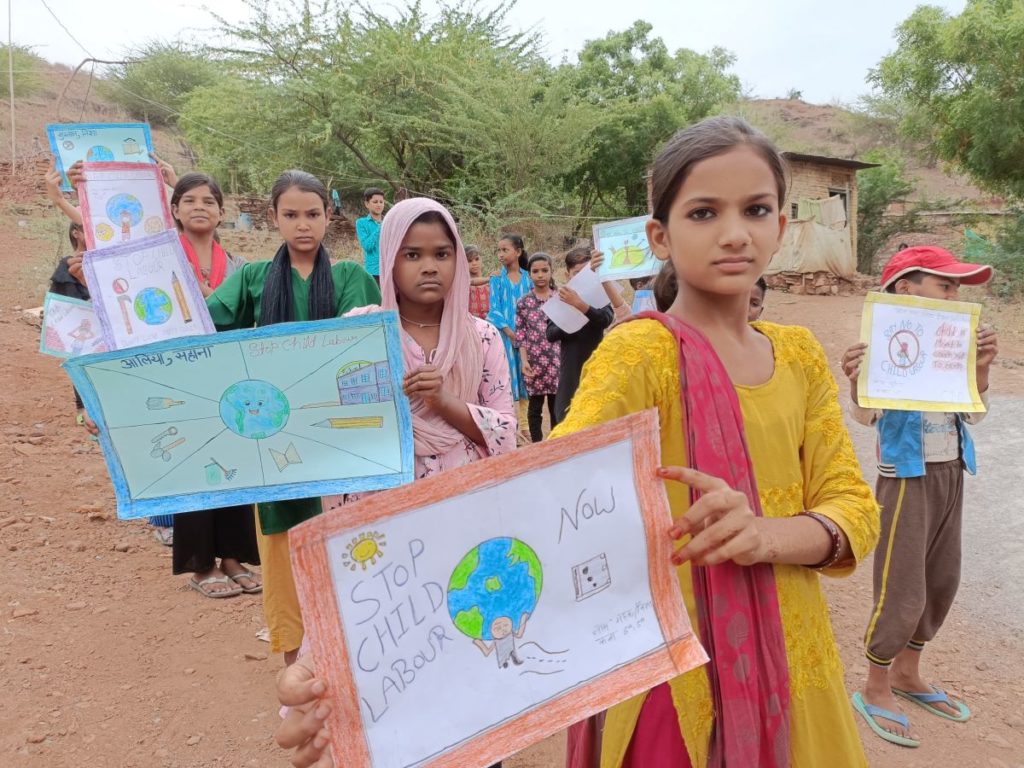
[205,462,221,485]
[122,137,141,155]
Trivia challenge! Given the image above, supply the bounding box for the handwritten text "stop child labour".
[348,538,453,722]
[247,332,361,358]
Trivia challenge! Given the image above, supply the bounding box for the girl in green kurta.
[207,170,380,662]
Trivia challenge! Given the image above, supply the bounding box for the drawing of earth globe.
[447,537,543,641]
[133,287,173,325]
[219,380,290,439]
[86,145,115,161]
[106,193,144,226]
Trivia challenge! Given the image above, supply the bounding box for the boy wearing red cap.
[841,246,999,747]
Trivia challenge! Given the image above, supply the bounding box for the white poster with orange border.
[290,410,706,768]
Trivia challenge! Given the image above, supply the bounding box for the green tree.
[870,0,1024,197]
[186,0,591,214]
[564,21,741,218]
[855,149,925,273]
[101,42,219,126]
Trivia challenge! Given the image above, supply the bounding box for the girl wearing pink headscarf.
[342,196,518,477]
[281,198,519,767]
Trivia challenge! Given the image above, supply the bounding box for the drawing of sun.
[95,223,114,242]
[341,531,387,571]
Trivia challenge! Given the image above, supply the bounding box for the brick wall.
[787,160,860,259]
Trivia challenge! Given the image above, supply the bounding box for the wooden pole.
[8,0,15,173]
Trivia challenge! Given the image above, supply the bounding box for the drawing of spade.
[572,554,612,601]
[209,457,237,481]
[269,443,302,472]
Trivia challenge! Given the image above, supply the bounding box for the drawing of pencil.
[117,294,134,335]
[171,271,193,323]
[312,417,384,429]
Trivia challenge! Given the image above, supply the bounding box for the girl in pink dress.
[515,252,561,442]
[282,197,519,768]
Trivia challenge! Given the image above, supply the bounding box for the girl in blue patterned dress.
[487,233,533,401]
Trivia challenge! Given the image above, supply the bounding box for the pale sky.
[8,0,967,105]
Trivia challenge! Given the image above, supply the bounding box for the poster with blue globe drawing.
[46,122,155,191]
[63,313,415,520]
[592,215,658,282]
[78,162,174,251]
[82,229,215,350]
[290,410,707,768]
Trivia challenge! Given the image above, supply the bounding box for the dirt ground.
[2,203,1023,768]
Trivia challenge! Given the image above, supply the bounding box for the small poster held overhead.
[78,162,174,250]
[290,409,707,768]
[39,293,109,358]
[82,230,214,350]
[857,292,985,412]
[592,215,658,282]
[46,123,155,191]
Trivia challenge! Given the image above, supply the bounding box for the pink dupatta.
[347,198,484,457]
[568,311,791,768]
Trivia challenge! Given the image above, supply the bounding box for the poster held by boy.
[842,245,998,749]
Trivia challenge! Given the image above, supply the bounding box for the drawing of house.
[337,360,394,405]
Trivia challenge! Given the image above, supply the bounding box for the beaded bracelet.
[802,511,844,570]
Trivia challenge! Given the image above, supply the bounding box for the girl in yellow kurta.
[556,116,880,768]
[269,117,879,768]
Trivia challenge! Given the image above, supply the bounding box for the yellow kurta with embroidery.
[550,319,879,768]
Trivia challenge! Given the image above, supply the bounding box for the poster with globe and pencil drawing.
[82,229,214,350]
[592,215,659,282]
[78,162,174,251]
[63,313,415,520]
[46,122,155,191]
[290,410,708,768]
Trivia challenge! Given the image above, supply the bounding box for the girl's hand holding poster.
[290,410,707,768]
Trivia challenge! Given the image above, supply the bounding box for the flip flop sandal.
[851,692,920,748]
[893,686,971,722]
[189,575,242,598]
[227,570,263,594]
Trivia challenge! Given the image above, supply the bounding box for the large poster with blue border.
[64,313,415,519]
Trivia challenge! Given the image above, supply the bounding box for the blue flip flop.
[851,692,920,748]
[893,685,970,722]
